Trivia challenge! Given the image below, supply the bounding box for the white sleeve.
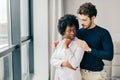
[50,48,64,68]
[65,47,84,69]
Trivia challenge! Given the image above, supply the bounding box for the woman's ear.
[63,31,66,35]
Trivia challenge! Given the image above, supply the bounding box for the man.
[76,2,114,80]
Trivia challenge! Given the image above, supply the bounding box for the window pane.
[0,54,13,80]
[0,0,9,48]
[0,57,4,80]
[20,0,29,37]
[21,43,29,80]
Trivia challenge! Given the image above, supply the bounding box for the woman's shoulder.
[73,37,84,51]
[71,37,80,47]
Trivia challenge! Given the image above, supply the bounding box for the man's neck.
[89,23,96,29]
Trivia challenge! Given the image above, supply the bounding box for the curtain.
[48,0,64,80]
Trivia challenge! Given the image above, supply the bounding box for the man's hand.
[53,41,59,48]
[77,40,91,52]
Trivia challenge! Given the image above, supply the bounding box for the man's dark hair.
[77,2,97,18]
[58,14,79,36]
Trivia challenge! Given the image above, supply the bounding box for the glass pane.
[0,57,4,80]
[20,0,29,37]
[0,0,9,48]
[21,43,29,80]
[0,54,12,80]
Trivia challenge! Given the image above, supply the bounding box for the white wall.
[48,0,64,80]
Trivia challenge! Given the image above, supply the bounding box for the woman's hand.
[61,61,76,70]
[64,39,72,49]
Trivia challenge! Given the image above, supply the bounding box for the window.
[0,54,12,80]
[0,0,12,80]
[0,0,33,79]
[20,0,30,79]
[20,0,29,37]
[0,0,9,49]
[21,43,29,80]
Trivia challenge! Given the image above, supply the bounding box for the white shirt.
[51,37,84,80]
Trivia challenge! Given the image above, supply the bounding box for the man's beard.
[82,20,92,29]
[86,21,92,29]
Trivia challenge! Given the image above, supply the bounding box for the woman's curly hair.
[58,14,79,36]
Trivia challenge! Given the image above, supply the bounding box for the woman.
[51,14,84,80]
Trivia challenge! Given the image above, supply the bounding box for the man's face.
[78,14,92,29]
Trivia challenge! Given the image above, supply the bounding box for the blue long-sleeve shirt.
[76,25,114,71]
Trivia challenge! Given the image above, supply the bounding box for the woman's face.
[64,26,77,40]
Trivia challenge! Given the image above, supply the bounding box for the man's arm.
[90,31,114,61]
[77,31,114,61]
[53,41,59,48]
